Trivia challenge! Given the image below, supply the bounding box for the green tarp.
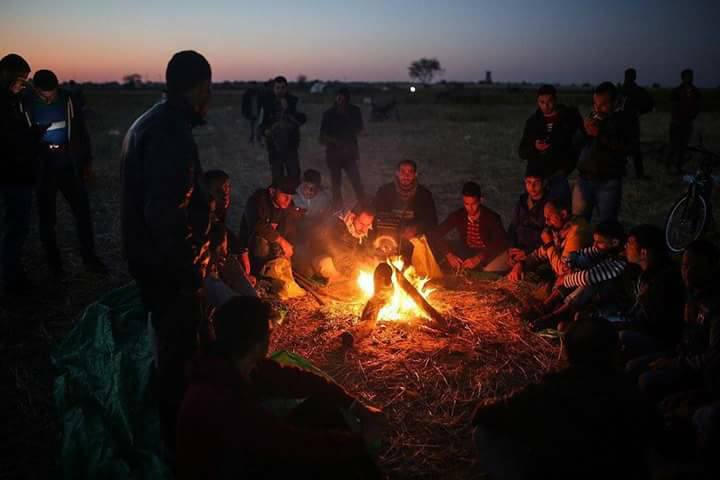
[51,284,343,479]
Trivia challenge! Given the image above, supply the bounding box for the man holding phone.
[24,69,106,277]
[1,54,48,294]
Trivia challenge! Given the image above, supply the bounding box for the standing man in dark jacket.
[373,159,437,258]
[572,82,630,223]
[260,76,306,184]
[619,68,654,180]
[0,54,46,294]
[120,50,212,450]
[241,82,263,144]
[667,69,701,174]
[23,69,107,276]
[320,87,365,208]
[518,84,582,204]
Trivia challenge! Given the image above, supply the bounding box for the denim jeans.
[1,185,34,282]
[572,176,622,223]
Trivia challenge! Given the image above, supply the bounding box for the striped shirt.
[466,217,486,249]
[562,247,627,288]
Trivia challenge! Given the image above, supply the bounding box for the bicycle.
[664,145,720,253]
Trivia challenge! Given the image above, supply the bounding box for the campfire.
[343,257,447,347]
[356,256,434,322]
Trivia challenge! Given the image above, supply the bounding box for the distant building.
[485,71,493,84]
[310,82,327,94]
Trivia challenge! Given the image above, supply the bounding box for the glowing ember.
[357,256,435,321]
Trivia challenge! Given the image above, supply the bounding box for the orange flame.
[357,256,435,322]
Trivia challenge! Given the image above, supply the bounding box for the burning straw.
[269,278,561,478]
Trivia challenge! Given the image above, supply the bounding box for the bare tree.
[408,58,444,85]
[296,74,307,86]
[122,73,143,89]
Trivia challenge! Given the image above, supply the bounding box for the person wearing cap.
[518,85,582,205]
[22,69,107,277]
[120,50,213,450]
[239,176,303,272]
[319,86,365,208]
[259,76,306,185]
[507,163,548,267]
[0,54,47,294]
[429,182,509,274]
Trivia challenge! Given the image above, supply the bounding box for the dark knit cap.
[166,50,211,95]
[272,176,298,195]
[524,162,545,179]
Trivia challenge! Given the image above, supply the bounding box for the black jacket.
[0,89,44,185]
[120,96,207,289]
[576,111,631,180]
[21,88,93,178]
[518,105,583,176]
[259,94,306,150]
[238,188,302,249]
[320,103,363,161]
[507,193,547,253]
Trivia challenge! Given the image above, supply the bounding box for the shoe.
[83,255,109,275]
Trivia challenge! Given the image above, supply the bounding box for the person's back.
[121,97,201,278]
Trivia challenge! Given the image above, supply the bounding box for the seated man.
[472,318,653,480]
[633,239,719,402]
[202,170,257,304]
[507,197,592,282]
[617,225,685,357]
[507,163,548,266]
[302,202,376,283]
[430,181,508,273]
[239,176,302,273]
[530,221,628,331]
[293,168,332,224]
[373,159,438,258]
[177,296,384,479]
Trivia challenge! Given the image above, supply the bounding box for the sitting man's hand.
[507,262,525,282]
[401,225,418,241]
[277,237,294,258]
[508,248,527,264]
[584,118,600,137]
[649,357,677,371]
[554,274,566,288]
[462,255,483,271]
[446,253,463,271]
[534,139,551,152]
[540,228,553,246]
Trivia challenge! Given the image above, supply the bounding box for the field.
[2,88,719,479]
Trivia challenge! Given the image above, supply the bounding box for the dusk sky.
[3,0,720,86]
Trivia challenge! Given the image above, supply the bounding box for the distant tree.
[296,74,307,86]
[122,73,143,89]
[651,82,661,89]
[408,58,444,85]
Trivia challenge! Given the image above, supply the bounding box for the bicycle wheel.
[665,194,708,253]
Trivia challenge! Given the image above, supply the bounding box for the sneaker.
[83,255,109,275]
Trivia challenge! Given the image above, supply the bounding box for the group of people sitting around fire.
[2,48,714,478]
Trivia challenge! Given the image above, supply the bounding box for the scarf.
[394,177,417,203]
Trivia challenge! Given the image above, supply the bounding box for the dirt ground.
[1,88,718,479]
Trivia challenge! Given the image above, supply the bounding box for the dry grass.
[270,278,560,479]
[1,88,718,478]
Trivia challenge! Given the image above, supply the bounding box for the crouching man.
[177,296,385,479]
[301,202,376,284]
[429,182,508,274]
